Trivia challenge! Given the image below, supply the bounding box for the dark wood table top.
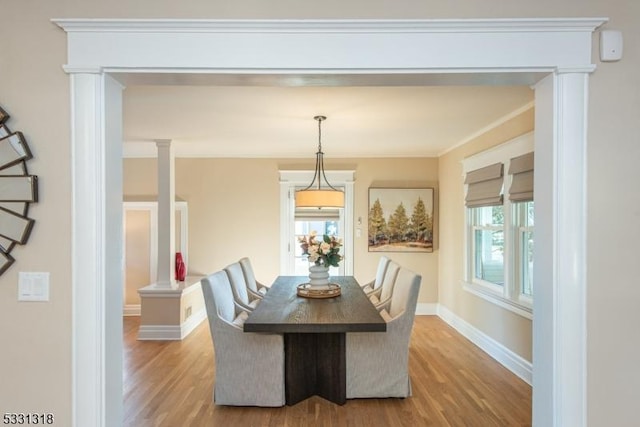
[243,276,387,333]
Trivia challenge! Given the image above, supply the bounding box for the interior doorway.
[56,18,603,427]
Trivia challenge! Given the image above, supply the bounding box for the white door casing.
[54,18,606,427]
[279,170,355,276]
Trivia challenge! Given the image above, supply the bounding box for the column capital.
[155,139,173,148]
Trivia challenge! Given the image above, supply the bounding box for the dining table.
[243,275,386,405]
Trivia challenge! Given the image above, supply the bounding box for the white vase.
[308,264,330,287]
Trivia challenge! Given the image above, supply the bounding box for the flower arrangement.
[298,231,343,268]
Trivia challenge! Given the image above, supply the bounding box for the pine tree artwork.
[368,188,434,252]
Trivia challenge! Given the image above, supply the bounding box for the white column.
[533,70,590,427]
[69,70,117,427]
[103,74,124,427]
[553,70,589,427]
[71,70,104,427]
[155,139,176,288]
[533,74,555,427]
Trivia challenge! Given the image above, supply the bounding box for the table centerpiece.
[297,231,343,297]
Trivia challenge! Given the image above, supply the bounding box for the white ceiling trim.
[54,18,606,33]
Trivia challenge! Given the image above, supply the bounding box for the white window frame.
[462,132,534,319]
[514,200,534,304]
[279,170,355,276]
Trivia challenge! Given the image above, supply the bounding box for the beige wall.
[139,297,181,325]
[124,210,151,305]
[438,108,535,361]
[122,202,187,304]
[2,1,639,425]
[138,284,204,326]
[124,156,440,303]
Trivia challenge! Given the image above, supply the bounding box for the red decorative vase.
[175,252,186,281]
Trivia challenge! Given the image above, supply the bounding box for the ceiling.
[122,73,535,158]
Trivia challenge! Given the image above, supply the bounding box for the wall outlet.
[185,306,192,319]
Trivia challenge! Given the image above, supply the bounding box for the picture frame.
[368,187,434,253]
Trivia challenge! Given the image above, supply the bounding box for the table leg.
[284,332,346,405]
[316,332,346,404]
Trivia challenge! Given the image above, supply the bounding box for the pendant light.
[295,116,345,209]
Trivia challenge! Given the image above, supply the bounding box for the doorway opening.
[56,18,603,426]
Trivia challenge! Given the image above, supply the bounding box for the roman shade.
[294,207,340,221]
[508,152,534,202]
[464,162,504,207]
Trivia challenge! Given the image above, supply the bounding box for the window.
[463,132,534,318]
[471,205,505,287]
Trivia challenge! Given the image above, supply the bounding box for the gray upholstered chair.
[239,257,270,300]
[201,271,285,406]
[346,266,421,399]
[368,260,400,310]
[360,255,391,295]
[224,262,261,312]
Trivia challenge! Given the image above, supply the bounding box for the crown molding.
[53,18,607,34]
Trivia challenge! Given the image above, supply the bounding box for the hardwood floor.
[123,316,531,426]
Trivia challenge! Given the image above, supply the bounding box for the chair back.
[389,267,422,319]
[239,257,259,293]
[225,262,250,305]
[201,270,236,325]
[379,261,400,302]
[372,256,391,291]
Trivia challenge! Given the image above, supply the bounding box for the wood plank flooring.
[123,316,531,426]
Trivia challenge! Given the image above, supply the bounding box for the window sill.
[462,281,533,320]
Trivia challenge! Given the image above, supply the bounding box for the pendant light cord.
[300,115,341,192]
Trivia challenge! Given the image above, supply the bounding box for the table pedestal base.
[284,332,346,405]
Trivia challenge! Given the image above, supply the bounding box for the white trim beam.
[55,19,604,71]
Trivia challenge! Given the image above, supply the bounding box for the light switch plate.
[18,272,50,301]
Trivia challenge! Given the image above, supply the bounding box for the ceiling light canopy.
[295,116,344,209]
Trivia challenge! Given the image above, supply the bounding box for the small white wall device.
[600,30,623,62]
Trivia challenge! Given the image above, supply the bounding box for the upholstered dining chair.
[346,267,422,399]
[224,262,261,312]
[239,257,270,300]
[368,260,400,310]
[360,255,391,295]
[201,271,285,406]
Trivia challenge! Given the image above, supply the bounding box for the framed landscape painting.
[368,187,434,253]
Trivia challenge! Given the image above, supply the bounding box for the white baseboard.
[436,304,532,385]
[137,308,207,341]
[123,304,141,316]
[415,302,439,315]
[137,324,182,340]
